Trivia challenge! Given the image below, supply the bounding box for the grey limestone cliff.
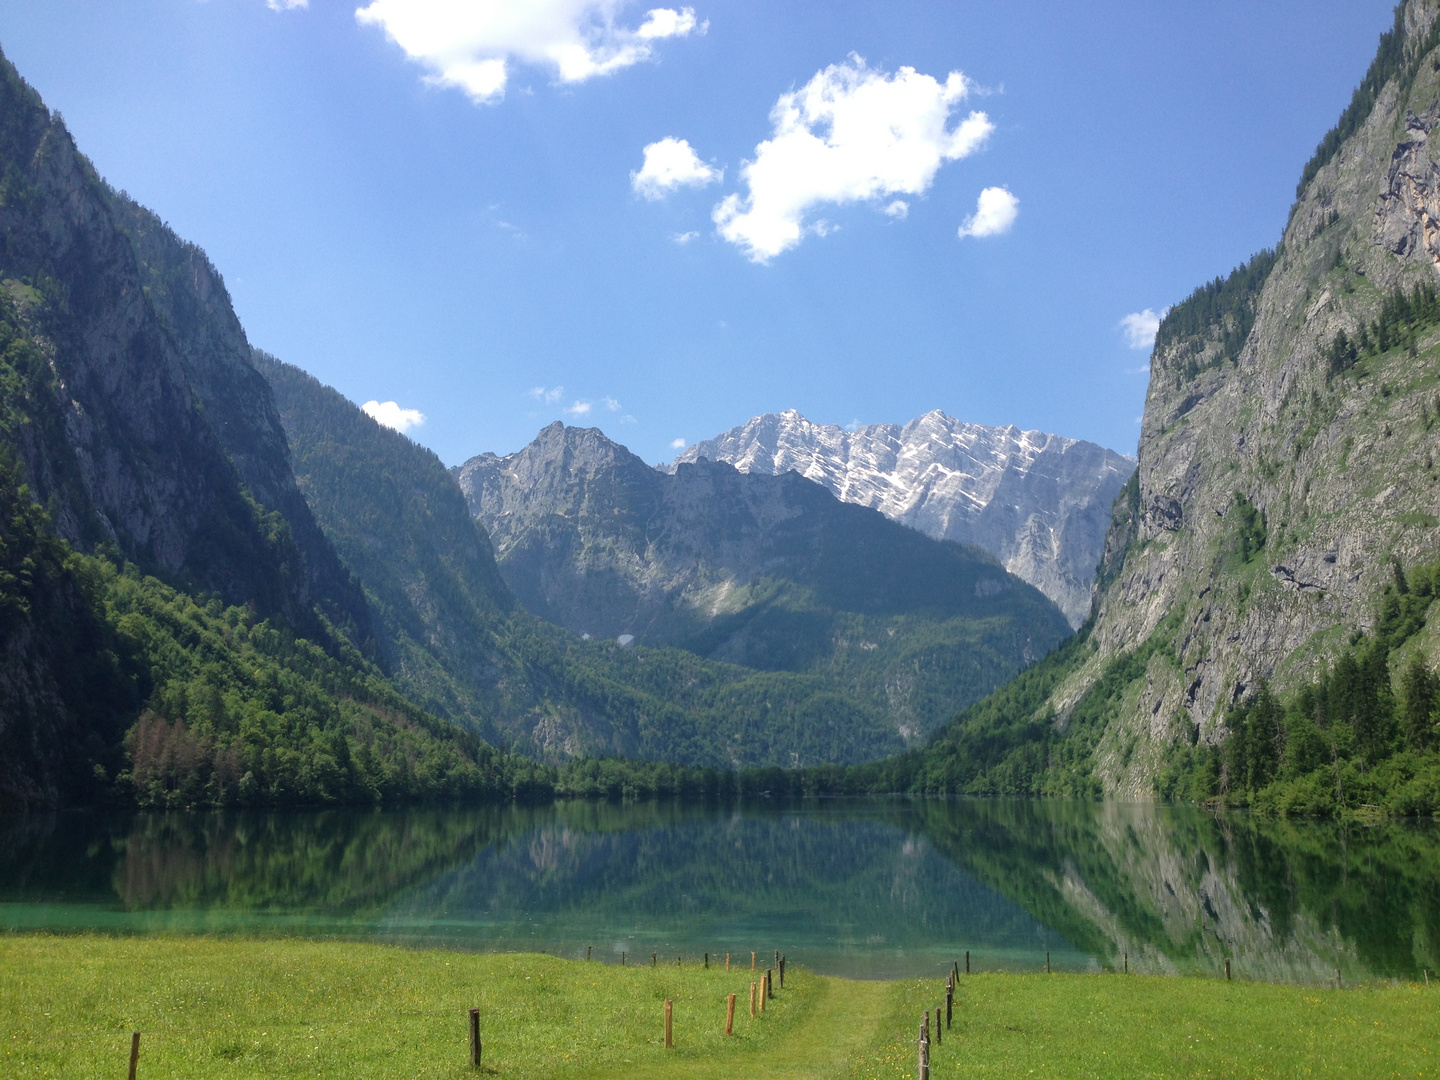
[667,409,1135,628]
[1052,0,1440,793]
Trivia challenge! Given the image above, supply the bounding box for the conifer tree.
[1401,655,1437,752]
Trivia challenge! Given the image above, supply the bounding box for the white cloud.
[362,400,425,433]
[957,186,1018,238]
[670,437,686,448]
[565,400,593,416]
[672,230,700,244]
[883,199,909,219]
[711,55,993,261]
[1120,308,1166,350]
[632,137,721,200]
[267,0,307,9]
[529,385,564,403]
[354,0,702,105]
[601,396,623,411]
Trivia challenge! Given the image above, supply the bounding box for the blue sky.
[0,0,1395,465]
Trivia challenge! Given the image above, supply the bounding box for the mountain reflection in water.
[0,799,1434,982]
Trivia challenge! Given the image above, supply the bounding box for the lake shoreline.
[4,933,1436,1078]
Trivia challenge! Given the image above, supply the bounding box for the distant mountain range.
[667,410,1135,627]
[453,422,1071,740]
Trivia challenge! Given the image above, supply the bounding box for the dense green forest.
[1153,248,1277,378]
[0,452,748,810]
[1157,562,1440,817]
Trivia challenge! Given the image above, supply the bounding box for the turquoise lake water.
[1,798,1434,983]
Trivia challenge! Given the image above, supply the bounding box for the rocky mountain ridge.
[667,409,1134,627]
[454,422,1072,740]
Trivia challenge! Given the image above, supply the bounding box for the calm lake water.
[1,798,1435,983]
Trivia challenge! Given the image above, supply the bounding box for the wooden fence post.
[965,950,970,974]
[652,953,657,968]
[469,1008,481,1068]
[919,1016,930,1080]
[1335,969,1342,991]
[704,952,709,969]
[759,974,767,1013]
[622,951,626,966]
[1123,951,1128,974]
[945,984,953,1029]
[779,953,785,988]
[935,1004,941,1045]
[1225,959,1231,981]
[726,993,736,1035]
[128,1032,140,1080]
[1046,952,1051,974]
[664,999,673,1049]
[751,951,756,971]
[750,981,757,1018]
[725,952,731,972]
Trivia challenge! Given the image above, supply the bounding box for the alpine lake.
[1,798,1435,986]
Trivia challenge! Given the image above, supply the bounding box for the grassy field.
[1,934,1436,1078]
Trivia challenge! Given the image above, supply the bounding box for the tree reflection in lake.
[0,799,1433,982]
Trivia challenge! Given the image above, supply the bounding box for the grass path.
[585,973,894,1080]
[2,934,1436,1078]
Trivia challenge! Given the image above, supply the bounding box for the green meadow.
[1,934,1435,1078]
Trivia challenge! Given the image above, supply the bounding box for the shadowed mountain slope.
[259,358,909,766]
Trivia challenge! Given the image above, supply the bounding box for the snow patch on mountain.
[664,409,1135,627]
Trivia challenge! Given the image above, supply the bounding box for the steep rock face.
[115,204,373,643]
[455,422,1072,738]
[668,409,1134,628]
[1067,0,1440,793]
[0,47,369,641]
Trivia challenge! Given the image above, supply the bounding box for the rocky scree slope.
[1041,0,1440,795]
[669,409,1135,628]
[454,422,1072,740]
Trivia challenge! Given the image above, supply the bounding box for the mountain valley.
[454,422,1072,740]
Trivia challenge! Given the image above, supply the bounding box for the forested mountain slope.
[0,44,420,807]
[455,422,1072,739]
